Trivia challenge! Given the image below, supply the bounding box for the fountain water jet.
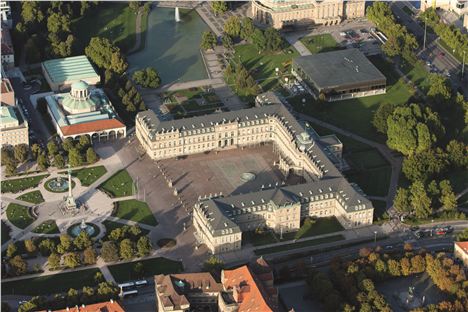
[175,7,181,22]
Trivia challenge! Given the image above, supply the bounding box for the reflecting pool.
[128,8,209,84]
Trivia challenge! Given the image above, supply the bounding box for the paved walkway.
[127,7,145,55]
[284,34,311,56]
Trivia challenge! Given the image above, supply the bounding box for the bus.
[135,280,148,287]
[119,282,138,298]
[121,289,138,298]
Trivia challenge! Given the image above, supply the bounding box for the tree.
[223,16,241,37]
[63,252,81,269]
[80,1,90,16]
[132,67,161,88]
[128,1,141,12]
[119,239,135,260]
[85,37,128,74]
[136,236,152,257]
[86,147,98,164]
[221,33,233,50]
[129,224,142,237]
[67,288,79,306]
[1,147,16,166]
[251,28,267,51]
[439,180,457,210]
[373,102,397,134]
[21,1,44,25]
[200,31,217,50]
[410,181,432,219]
[53,154,65,168]
[446,140,468,168]
[387,259,401,276]
[68,148,83,167]
[9,255,27,276]
[83,247,97,265]
[386,104,444,156]
[101,241,119,262]
[394,188,411,214]
[73,231,92,250]
[47,12,71,34]
[48,253,61,270]
[410,255,425,273]
[94,271,104,283]
[264,27,283,51]
[57,234,73,254]
[37,153,48,171]
[47,141,58,156]
[402,148,448,182]
[211,1,228,16]
[14,144,29,163]
[6,243,17,258]
[78,135,91,150]
[133,262,145,277]
[81,286,95,304]
[62,137,74,152]
[39,239,56,256]
[5,162,16,176]
[203,255,224,274]
[240,17,255,40]
[24,239,37,254]
[427,73,452,105]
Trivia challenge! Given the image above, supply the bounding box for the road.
[390,2,467,97]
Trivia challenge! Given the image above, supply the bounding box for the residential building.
[421,0,468,15]
[42,55,101,92]
[252,0,366,29]
[0,1,12,28]
[155,258,278,312]
[1,78,15,106]
[0,105,29,147]
[454,241,468,267]
[136,94,373,255]
[44,80,126,140]
[40,300,125,312]
[1,25,14,69]
[292,49,386,101]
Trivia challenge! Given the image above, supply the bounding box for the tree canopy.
[85,37,128,74]
[132,67,161,89]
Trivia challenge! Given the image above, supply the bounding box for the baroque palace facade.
[136,94,373,254]
[251,0,366,29]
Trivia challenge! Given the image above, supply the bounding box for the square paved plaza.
[160,144,286,205]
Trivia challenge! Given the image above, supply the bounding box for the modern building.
[454,241,468,267]
[44,80,126,140]
[0,105,29,147]
[0,1,12,28]
[155,258,278,312]
[1,78,15,106]
[136,94,373,255]
[421,0,468,15]
[40,300,125,312]
[251,0,366,29]
[42,55,101,92]
[292,48,386,101]
[1,25,14,69]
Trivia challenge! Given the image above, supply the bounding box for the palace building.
[251,0,366,29]
[44,80,126,141]
[136,94,373,254]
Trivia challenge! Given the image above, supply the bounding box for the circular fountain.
[240,172,256,182]
[68,219,99,237]
[45,176,74,193]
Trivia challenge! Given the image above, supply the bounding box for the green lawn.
[103,219,149,238]
[108,257,183,283]
[243,231,278,246]
[66,166,108,186]
[291,217,344,240]
[309,123,392,197]
[400,61,431,92]
[291,55,413,142]
[2,221,11,245]
[33,220,60,234]
[438,40,465,64]
[113,199,157,226]
[234,43,299,90]
[1,268,101,296]
[300,34,340,54]
[99,169,135,197]
[72,2,137,53]
[6,203,35,229]
[1,174,49,194]
[16,190,44,204]
[254,234,345,255]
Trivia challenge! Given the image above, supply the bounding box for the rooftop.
[61,119,125,136]
[1,105,18,125]
[293,49,386,89]
[455,241,468,254]
[40,300,125,312]
[42,55,99,84]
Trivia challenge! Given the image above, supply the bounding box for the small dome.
[71,80,89,91]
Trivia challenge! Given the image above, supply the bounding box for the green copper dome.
[71,80,89,90]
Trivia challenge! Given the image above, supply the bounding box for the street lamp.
[423,16,427,51]
[462,50,466,79]
[373,231,377,247]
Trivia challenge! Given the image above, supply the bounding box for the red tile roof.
[223,265,276,312]
[41,300,125,312]
[61,119,125,136]
[455,241,468,254]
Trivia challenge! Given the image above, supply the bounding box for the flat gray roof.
[293,49,386,90]
[42,55,99,84]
